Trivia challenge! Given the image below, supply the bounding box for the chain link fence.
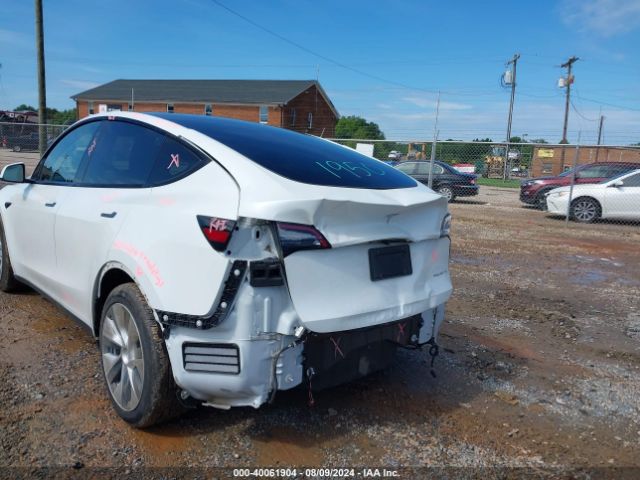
[0,121,68,153]
[330,138,640,224]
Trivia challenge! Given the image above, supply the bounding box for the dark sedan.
[7,133,39,152]
[395,160,478,202]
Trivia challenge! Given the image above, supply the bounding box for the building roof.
[71,79,338,116]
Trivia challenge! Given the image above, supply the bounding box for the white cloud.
[0,28,33,50]
[60,79,100,90]
[402,96,472,110]
[560,0,640,36]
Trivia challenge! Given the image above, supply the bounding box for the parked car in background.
[7,132,40,152]
[395,160,478,202]
[520,162,639,209]
[0,112,453,427]
[388,150,403,160]
[546,169,640,223]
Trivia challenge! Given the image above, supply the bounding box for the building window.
[167,103,174,113]
[205,104,213,116]
[259,105,268,124]
[106,104,122,112]
[290,108,296,127]
[543,163,553,174]
[307,112,313,129]
[88,101,94,115]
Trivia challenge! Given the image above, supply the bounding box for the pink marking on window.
[431,250,439,262]
[396,322,406,343]
[208,218,228,233]
[87,138,97,156]
[330,336,345,359]
[167,153,180,170]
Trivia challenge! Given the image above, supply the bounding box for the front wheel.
[437,185,455,203]
[570,198,600,223]
[99,283,184,427]
[12,145,21,152]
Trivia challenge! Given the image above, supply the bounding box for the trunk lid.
[246,182,452,333]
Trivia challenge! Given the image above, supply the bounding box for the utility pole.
[503,53,520,180]
[595,112,604,162]
[35,0,47,155]
[559,56,578,168]
[596,114,604,145]
[427,91,441,189]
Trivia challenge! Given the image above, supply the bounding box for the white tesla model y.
[0,112,452,427]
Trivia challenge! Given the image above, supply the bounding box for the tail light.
[197,215,236,252]
[276,222,331,257]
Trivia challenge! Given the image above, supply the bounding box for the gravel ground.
[1,185,639,478]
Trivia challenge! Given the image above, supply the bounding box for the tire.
[570,197,600,223]
[437,185,455,203]
[0,217,21,292]
[99,283,184,428]
[12,145,21,152]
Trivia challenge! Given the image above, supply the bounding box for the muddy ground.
[1,185,639,478]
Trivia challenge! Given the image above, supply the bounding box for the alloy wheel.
[572,200,597,222]
[101,303,145,412]
[438,187,453,202]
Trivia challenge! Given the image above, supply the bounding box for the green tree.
[335,116,385,140]
[14,104,36,111]
[530,138,548,144]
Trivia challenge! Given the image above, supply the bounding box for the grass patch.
[477,178,521,189]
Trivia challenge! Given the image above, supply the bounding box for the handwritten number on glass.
[315,161,387,179]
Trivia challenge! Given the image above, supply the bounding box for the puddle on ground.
[253,426,326,466]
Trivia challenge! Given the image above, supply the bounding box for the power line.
[208,0,481,97]
[570,99,599,121]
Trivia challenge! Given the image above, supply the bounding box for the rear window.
[151,114,416,190]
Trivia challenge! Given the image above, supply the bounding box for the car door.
[53,119,173,323]
[603,172,640,220]
[2,121,101,296]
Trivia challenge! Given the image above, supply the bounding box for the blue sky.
[1,0,639,143]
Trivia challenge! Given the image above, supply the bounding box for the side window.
[578,165,608,178]
[147,135,204,185]
[622,173,640,187]
[35,121,101,183]
[81,121,165,186]
[415,163,443,175]
[259,106,268,124]
[606,165,633,178]
[396,162,416,174]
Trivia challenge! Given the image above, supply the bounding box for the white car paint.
[546,169,640,221]
[0,111,453,415]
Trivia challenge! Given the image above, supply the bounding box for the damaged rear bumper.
[163,304,446,409]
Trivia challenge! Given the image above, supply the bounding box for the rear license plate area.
[368,244,412,281]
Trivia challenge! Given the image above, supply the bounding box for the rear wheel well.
[94,268,134,336]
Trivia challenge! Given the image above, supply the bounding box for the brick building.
[71,79,339,137]
[531,145,640,177]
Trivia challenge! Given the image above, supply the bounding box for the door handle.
[101,212,117,218]
[45,202,56,208]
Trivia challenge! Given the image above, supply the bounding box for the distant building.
[71,79,339,137]
[532,145,640,176]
